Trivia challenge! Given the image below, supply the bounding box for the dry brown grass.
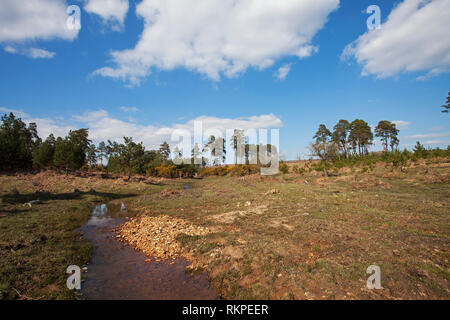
[1,158,449,300]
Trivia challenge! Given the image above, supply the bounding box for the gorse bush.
[279,163,289,174]
[199,165,260,177]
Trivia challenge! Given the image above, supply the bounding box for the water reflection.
[88,203,128,226]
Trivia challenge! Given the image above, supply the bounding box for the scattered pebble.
[116,215,210,262]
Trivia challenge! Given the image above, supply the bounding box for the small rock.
[417,270,430,279]
[30,235,47,244]
[265,189,280,195]
[27,200,43,207]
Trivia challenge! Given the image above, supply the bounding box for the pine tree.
[332,120,351,158]
[33,134,56,168]
[349,119,373,156]
[313,124,332,144]
[375,120,400,152]
[159,141,171,162]
[97,141,107,166]
[441,92,449,113]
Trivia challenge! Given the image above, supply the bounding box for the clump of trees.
[311,119,399,161]
[309,118,449,176]
[375,120,399,152]
[0,113,40,170]
[310,119,394,176]
[0,112,271,178]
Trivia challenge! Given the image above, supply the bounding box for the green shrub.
[279,163,289,174]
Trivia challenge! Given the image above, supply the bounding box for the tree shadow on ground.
[1,189,138,205]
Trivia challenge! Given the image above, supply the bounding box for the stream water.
[80,202,218,300]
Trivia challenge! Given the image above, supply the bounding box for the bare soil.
[1,158,449,300]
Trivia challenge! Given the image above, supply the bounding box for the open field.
[1,157,449,300]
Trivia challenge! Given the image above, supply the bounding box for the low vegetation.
[1,153,449,300]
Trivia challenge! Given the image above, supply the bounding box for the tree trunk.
[345,142,349,159]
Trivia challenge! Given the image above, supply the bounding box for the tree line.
[0,112,275,176]
[0,112,172,173]
[1,111,447,176]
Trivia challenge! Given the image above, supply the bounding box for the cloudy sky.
[0,0,449,159]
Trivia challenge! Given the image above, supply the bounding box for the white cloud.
[392,120,412,130]
[403,132,450,140]
[3,45,17,53]
[274,64,292,81]
[0,107,74,138]
[70,110,282,149]
[27,117,75,139]
[4,108,281,150]
[0,107,29,119]
[120,106,139,113]
[4,46,56,59]
[84,0,129,30]
[403,139,449,148]
[93,0,340,85]
[27,48,56,59]
[422,140,446,145]
[342,0,450,79]
[0,0,79,43]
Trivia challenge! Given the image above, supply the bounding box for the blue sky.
[0,0,449,160]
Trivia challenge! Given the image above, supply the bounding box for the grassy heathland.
[1,157,449,300]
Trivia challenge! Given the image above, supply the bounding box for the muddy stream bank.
[80,203,217,300]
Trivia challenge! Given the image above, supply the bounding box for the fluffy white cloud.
[1,107,282,150]
[392,120,412,130]
[72,110,282,148]
[274,64,292,81]
[94,0,339,85]
[0,0,79,43]
[0,107,74,138]
[342,0,450,79]
[84,0,129,29]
